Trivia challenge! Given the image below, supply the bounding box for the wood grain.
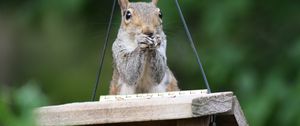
[35,91,246,126]
[192,92,233,116]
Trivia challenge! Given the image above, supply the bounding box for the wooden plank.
[35,91,233,126]
[231,97,248,126]
[92,117,209,126]
[93,120,177,126]
[100,90,207,102]
[191,92,233,116]
[214,96,249,126]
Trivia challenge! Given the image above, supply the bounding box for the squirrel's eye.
[125,11,132,20]
[159,12,163,19]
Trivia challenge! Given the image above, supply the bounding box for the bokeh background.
[1,0,300,125]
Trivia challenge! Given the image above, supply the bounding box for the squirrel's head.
[118,0,163,38]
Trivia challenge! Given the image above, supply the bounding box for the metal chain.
[174,0,215,125]
[91,0,117,101]
[174,0,211,93]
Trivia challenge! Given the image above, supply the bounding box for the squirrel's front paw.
[137,34,150,49]
[136,34,154,49]
[146,35,161,50]
[136,34,161,50]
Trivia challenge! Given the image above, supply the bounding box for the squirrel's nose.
[144,32,153,37]
[142,26,154,37]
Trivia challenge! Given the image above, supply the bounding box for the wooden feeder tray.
[36,90,248,126]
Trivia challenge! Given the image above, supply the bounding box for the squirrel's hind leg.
[119,83,136,95]
[109,83,136,95]
[166,71,180,92]
[109,83,120,95]
[109,69,120,95]
[166,77,179,92]
[110,82,136,95]
[149,71,179,93]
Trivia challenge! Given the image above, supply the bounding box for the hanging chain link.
[174,0,215,125]
[91,0,117,101]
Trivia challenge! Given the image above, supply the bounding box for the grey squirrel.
[110,0,179,95]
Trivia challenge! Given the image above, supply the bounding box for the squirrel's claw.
[150,35,161,49]
[137,34,162,50]
[137,34,149,49]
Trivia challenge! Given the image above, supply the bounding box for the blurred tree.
[0,81,48,126]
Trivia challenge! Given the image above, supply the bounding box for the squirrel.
[109,0,179,95]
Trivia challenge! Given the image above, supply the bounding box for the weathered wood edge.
[217,96,249,126]
[231,96,248,126]
[35,91,233,126]
[99,90,208,102]
[191,92,233,117]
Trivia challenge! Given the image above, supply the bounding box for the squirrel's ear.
[118,0,129,11]
[152,0,159,5]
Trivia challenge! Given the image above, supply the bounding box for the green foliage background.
[1,0,300,125]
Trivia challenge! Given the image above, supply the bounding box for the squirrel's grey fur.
[110,0,179,95]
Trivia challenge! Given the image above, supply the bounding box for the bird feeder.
[35,1,249,125]
[36,90,248,126]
